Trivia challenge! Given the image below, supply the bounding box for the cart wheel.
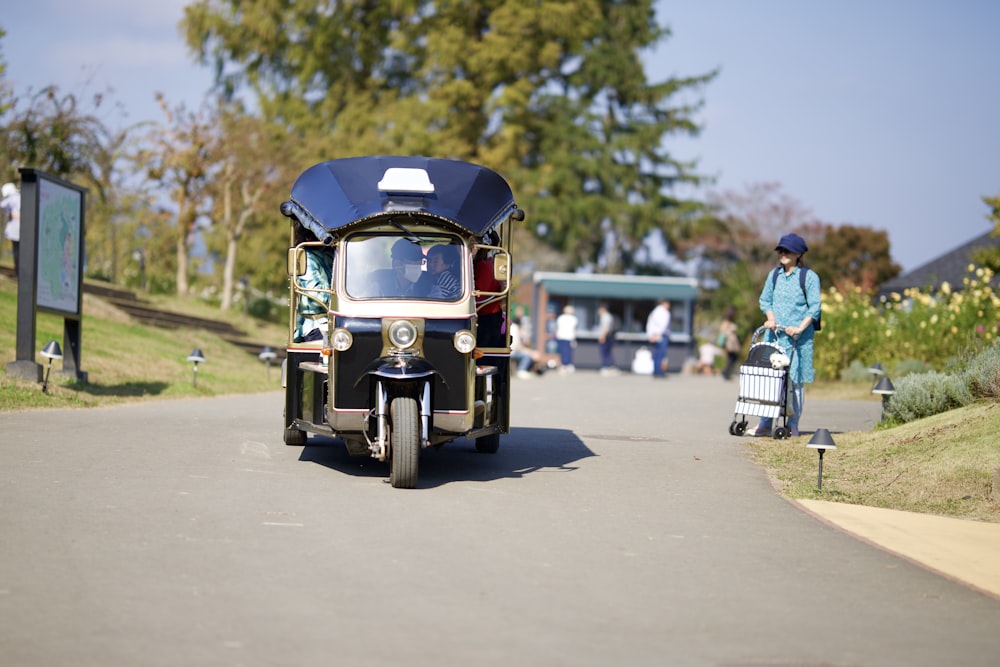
[774,426,789,440]
[728,421,738,436]
[389,397,420,489]
[735,421,748,436]
[284,426,307,446]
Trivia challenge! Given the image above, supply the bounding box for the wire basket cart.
[729,327,795,439]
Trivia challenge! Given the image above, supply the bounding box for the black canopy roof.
[283,156,518,237]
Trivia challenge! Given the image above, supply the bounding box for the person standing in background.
[719,305,742,380]
[645,298,671,378]
[596,303,618,375]
[555,305,578,373]
[2,182,20,278]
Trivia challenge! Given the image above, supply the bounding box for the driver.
[370,238,425,297]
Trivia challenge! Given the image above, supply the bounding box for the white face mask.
[403,263,423,283]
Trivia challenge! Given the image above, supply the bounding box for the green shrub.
[892,358,933,378]
[248,296,280,322]
[884,371,975,424]
[839,359,873,383]
[961,342,1000,400]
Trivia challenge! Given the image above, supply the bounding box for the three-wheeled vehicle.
[280,156,523,488]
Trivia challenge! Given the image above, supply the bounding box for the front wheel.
[389,397,420,489]
[475,433,500,454]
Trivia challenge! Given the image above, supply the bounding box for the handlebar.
[752,325,800,343]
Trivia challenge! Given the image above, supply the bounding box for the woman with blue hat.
[753,233,821,437]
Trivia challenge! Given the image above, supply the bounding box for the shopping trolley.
[728,326,796,439]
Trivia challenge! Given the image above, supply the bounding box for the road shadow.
[66,381,170,398]
[298,425,594,489]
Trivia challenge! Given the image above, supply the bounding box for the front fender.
[354,356,443,388]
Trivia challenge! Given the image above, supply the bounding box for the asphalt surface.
[2,371,999,666]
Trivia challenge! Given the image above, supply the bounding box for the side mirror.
[287,247,307,277]
[493,253,509,282]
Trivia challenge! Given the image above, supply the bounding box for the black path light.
[868,362,885,388]
[258,346,278,380]
[187,348,206,387]
[40,340,63,393]
[872,375,896,422]
[806,428,837,490]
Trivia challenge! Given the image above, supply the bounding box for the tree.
[697,182,901,332]
[203,106,289,310]
[0,30,13,121]
[0,85,106,184]
[85,125,152,284]
[0,79,154,285]
[971,194,1000,272]
[183,1,715,272]
[805,223,900,293]
[139,95,217,297]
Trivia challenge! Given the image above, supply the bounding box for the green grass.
[1,274,287,410]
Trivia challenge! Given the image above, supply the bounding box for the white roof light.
[377,168,435,194]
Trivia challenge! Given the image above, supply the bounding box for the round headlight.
[454,330,476,354]
[388,320,418,349]
[330,328,353,352]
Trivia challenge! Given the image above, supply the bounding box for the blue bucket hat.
[775,233,808,255]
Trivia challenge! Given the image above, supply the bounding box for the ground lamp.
[187,348,206,387]
[258,346,277,380]
[868,362,884,387]
[807,428,837,490]
[872,375,896,421]
[40,340,63,393]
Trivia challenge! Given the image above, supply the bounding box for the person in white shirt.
[645,298,671,378]
[2,182,20,277]
[554,305,578,373]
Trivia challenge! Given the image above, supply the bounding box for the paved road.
[2,373,998,667]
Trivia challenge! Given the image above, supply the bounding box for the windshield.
[344,233,466,301]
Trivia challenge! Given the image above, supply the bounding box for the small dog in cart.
[729,326,796,439]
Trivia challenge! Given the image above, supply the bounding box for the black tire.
[728,421,738,436]
[774,426,790,440]
[389,397,420,489]
[284,426,307,446]
[475,433,501,454]
[735,421,748,436]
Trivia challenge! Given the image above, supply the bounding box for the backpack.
[771,267,822,332]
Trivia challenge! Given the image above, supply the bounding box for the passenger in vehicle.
[419,243,462,299]
[369,238,425,297]
[474,245,506,347]
[293,223,333,343]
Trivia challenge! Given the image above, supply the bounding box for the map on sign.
[35,179,83,314]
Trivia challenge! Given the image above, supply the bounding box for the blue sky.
[4,0,999,271]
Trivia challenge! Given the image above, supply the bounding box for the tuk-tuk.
[280,156,523,488]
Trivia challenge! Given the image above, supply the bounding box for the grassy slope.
[748,402,1000,523]
[3,274,997,523]
[1,275,287,410]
